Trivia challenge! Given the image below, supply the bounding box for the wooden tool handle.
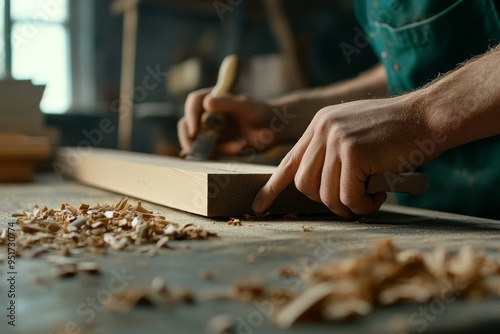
[366,173,427,195]
[199,55,238,132]
[210,55,238,97]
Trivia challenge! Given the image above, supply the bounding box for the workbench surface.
[1,175,499,334]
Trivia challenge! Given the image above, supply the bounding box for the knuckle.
[204,95,217,110]
[319,188,353,219]
[341,193,370,215]
[294,172,308,193]
[339,190,355,208]
[186,91,200,104]
[237,94,251,104]
[319,189,339,213]
[316,106,329,118]
[342,139,360,155]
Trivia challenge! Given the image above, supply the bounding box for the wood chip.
[199,270,214,280]
[77,262,101,275]
[21,224,44,234]
[57,263,79,278]
[156,236,170,249]
[278,267,297,278]
[275,283,334,328]
[231,281,265,301]
[11,211,26,217]
[107,279,196,314]
[207,314,235,334]
[301,226,313,232]
[107,287,154,313]
[227,218,242,226]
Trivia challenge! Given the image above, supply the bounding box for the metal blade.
[184,129,220,161]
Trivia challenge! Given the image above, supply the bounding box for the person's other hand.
[178,88,281,157]
[252,96,440,219]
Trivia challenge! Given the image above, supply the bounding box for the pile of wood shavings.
[274,240,500,328]
[1,196,217,258]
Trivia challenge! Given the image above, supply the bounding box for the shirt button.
[393,63,400,71]
[381,51,388,59]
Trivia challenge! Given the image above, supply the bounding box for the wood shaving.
[77,262,101,275]
[47,257,101,278]
[107,278,194,314]
[206,314,235,334]
[231,281,266,302]
[274,240,500,328]
[5,197,218,259]
[199,270,214,280]
[257,246,267,254]
[277,267,298,279]
[301,226,313,232]
[227,218,242,226]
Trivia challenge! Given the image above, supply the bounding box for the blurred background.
[0,0,377,156]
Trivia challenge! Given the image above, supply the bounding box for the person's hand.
[178,88,282,157]
[252,95,440,219]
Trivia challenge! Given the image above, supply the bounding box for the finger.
[213,138,248,156]
[252,126,315,213]
[185,88,212,137]
[251,150,299,213]
[294,136,325,202]
[177,118,193,154]
[339,160,387,215]
[320,151,357,219]
[203,94,250,116]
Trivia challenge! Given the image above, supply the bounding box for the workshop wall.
[50,0,377,154]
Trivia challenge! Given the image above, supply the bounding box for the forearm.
[415,46,500,153]
[269,64,388,142]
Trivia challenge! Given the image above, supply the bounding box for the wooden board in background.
[0,134,52,182]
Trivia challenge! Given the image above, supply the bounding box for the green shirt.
[355,0,500,218]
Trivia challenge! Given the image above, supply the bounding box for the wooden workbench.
[1,174,499,334]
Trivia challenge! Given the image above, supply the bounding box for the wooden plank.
[56,148,425,217]
[56,148,327,216]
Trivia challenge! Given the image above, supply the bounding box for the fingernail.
[252,199,263,213]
